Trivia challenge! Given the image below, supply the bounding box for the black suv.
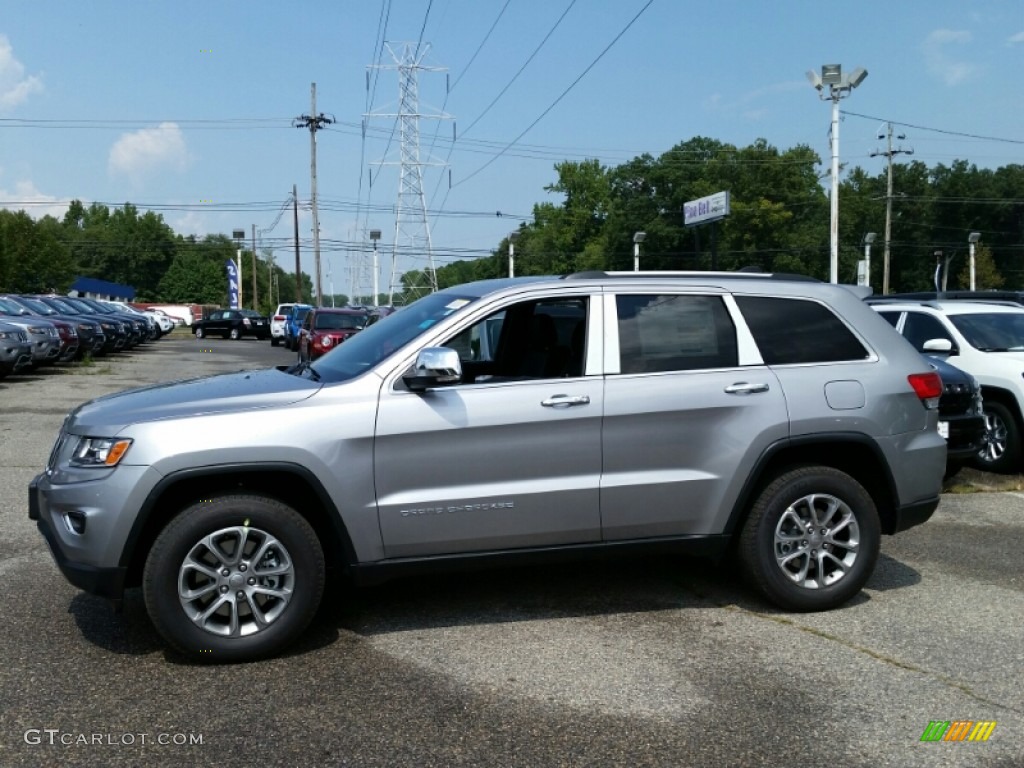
[928,356,987,476]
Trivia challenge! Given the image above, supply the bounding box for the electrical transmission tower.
[365,42,452,302]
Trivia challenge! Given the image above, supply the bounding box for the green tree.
[0,210,74,292]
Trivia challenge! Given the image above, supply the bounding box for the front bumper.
[29,464,162,600]
[941,413,987,460]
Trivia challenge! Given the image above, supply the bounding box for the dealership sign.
[684,191,730,226]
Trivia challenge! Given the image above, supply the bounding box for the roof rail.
[562,270,821,282]
[864,297,945,309]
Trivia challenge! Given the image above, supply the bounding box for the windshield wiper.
[289,360,321,381]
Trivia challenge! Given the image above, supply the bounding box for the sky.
[1,0,1023,300]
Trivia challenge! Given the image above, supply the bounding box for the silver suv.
[30,272,947,662]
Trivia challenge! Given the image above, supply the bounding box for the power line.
[455,0,657,188]
[842,110,1024,146]
[458,0,578,139]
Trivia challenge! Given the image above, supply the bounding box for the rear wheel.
[229,327,241,340]
[194,327,204,339]
[972,401,1020,474]
[143,494,325,663]
[738,466,880,611]
[271,337,279,347]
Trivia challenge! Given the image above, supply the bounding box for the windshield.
[301,292,477,383]
[0,297,30,316]
[17,297,55,315]
[315,313,366,330]
[949,312,1024,351]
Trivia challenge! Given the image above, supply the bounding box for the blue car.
[284,304,312,351]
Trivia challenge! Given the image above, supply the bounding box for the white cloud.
[0,179,70,219]
[108,122,189,182]
[921,29,978,85]
[1008,31,1024,45]
[0,34,43,109]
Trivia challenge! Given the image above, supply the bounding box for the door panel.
[600,292,789,539]
[375,379,604,557]
[601,367,787,538]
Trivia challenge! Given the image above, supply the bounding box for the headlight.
[0,331,9,340]
[321,336,333,347]
[70,437,133,467]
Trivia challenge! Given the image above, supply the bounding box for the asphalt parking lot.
[1,332,1021,768]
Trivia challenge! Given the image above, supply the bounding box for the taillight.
[908,372,942,409]
[274,315,285,321]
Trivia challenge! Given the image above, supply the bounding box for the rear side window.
[615,294,738,373]
[736,296,869,364]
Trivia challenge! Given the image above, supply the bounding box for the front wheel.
[229,327,241,340]
[738,466,880,612]
[972,401,1020,474]
[194,327,204,340]
[143,495,325,662]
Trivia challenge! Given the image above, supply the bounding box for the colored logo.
[920,720,996,742]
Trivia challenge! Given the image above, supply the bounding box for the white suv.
[870,299,1024,473]
[270,303,294,346]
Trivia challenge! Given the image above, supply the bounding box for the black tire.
[194,327,204,339]
[229,327,241,340]
[971,401,1021,474]
[143,494,325,663]
[738,466,880,612]
[271,337,279,347]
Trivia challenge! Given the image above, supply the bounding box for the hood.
[68,367,321,435]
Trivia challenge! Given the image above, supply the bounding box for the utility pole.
[871,123,913,294]
[251,224,258,311]
[294,83,334,306]
[292,183,302,303]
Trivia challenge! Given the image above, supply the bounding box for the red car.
[297,307,369,362]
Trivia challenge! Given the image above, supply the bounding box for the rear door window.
[615,294,738,373]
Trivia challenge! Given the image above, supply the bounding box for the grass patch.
[943,466,1024,493]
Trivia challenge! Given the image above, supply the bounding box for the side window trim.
[601,293,620,375]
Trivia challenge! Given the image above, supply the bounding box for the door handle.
[724,382,770,394]
[541,394,591,408]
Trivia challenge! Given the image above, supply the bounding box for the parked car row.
[195,303,390,357]
[0,294,168,381]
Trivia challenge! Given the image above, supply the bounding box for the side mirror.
[922,338,955,355]
[403,347,463,392]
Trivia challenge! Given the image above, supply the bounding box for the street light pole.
[633,231,646,272]
[370,229,381,306]
[968,231,981,291]
[508,231,519,278]
[807,64,868,284]
[861,232,876,288]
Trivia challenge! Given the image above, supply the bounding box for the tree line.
[406,136,1024,295]
[2,136,1022,309]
